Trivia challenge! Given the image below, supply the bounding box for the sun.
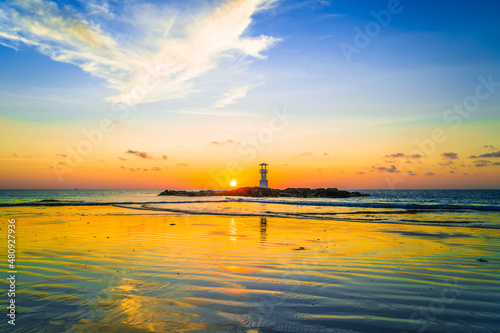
[230,179,237,187]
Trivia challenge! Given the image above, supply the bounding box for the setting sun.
[230,179,237,187]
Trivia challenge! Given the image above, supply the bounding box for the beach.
[3,0,500,331]
[2,204,499,332]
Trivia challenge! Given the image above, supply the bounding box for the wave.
[2,197,499,229]
[2,197,499,213]
[225,198,500,212]
[0,199,229,208]
[114,204,499,230]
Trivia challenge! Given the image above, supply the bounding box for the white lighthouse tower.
[259,163,269,188]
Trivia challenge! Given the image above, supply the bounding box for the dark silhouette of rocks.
[158,187,369,198]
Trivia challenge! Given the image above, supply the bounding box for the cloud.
[441,152,458,159]
[211,139,234,145]
[357,171,365,175]
[425,172,435,176]
[121,165,126,169]
[383,153,422,159]
[161,154,168,160]
[494,162,500,166]
[12,153,37,158]
[384,153,405,158]
[213,85,253,108]
[125,149,152,159]
[151,166,161,171]
[127,167,151,171]
[296,152,313,158]
[371,165,398,173]
[176,163,188,167]
[0,0,280,106]
[473,160,491,167]
[118,157,128,161]
[322,153,328,156]
[477,151,500,158]
[85,0,115,18]
[483,145,496,150]
[171,108,257,117]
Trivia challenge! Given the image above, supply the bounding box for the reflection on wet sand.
[260,217,267,243]
[1,206,500,332]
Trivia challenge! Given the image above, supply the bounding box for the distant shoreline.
[158,187,370,198]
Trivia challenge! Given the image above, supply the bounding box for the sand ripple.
[1,209,499,332]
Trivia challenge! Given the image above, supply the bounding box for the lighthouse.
[259,163,269,188]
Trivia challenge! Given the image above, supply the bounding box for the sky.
[0,0,499,190]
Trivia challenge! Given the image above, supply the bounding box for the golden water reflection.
[1,206,500,332]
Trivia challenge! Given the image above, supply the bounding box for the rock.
[158,187,370,198]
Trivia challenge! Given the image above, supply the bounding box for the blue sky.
[1,0,500,189]
[1,0,499,118]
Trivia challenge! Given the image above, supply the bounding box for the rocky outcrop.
[158,187,369,198]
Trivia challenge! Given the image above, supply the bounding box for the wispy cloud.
[384,153,405,158]
[0,0,280,106]
[211,139,235,145]
[125,150,152,159]
[213,84,254,108]
[296,152,314,158]
[170,108,257,117]
[371,164,399,173]
[469,150,500,159]
[383,153,422,159]
[478,151,500,158]
[441,152,458,160]
[473,160,491,167]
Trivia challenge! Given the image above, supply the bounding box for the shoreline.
[3,202,499,230]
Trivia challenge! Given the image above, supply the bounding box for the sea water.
[1,189,499,228]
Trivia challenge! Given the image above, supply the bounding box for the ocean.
[1,189,499,228]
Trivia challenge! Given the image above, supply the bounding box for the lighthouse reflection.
[260,217,267,243]
[229,218,237,242]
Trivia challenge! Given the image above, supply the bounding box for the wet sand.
[1,206,499,332]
